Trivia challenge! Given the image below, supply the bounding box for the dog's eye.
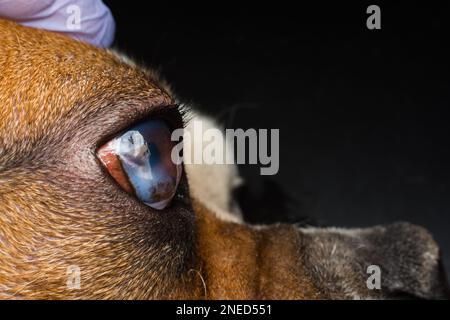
[97,119,182,210]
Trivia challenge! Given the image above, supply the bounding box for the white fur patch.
[184,113,243,223]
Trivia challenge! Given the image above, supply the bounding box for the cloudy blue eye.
[97,119,182,210]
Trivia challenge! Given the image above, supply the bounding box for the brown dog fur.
[0,19,448,300]
[0,19,322,299]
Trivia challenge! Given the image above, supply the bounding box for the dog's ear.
[364,222,450,299]
[301,222,450,299]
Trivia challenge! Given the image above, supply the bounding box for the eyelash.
[95,104,185,152]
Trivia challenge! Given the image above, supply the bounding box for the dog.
[0,19,449,299]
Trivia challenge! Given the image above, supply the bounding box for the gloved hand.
[0,0,115,47]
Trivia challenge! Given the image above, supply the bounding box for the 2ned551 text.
[176,304,272,317]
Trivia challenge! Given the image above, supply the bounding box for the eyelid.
[94,102,183,151]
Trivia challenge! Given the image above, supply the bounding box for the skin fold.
[0,19,448,299]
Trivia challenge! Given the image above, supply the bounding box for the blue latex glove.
[0,0,115,47]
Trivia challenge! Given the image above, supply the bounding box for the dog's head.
[0,20,448,299]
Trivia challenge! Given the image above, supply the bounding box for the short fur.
[0,20,448,299]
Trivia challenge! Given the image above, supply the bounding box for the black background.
[104,1,450,275]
